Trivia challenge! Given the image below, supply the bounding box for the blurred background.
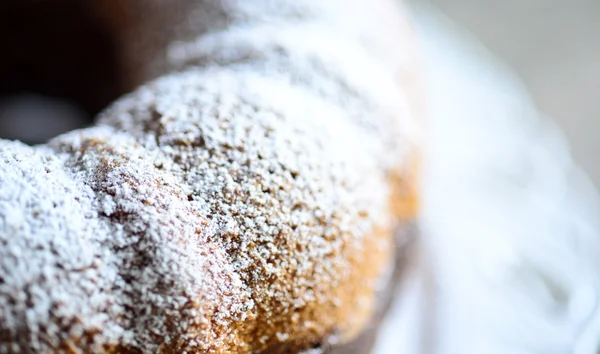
[413,0,600,187]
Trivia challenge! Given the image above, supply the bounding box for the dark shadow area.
[0,0,123,144]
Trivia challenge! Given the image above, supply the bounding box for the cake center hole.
[0,0,123,144]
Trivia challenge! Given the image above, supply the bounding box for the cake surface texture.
[0,0,421,352]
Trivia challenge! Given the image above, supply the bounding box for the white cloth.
[375,4,600,354]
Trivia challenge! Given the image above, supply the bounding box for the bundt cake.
[0,0,422,352]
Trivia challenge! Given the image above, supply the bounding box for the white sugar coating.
[167,22,419,161]
[51,127,251,350]
[0,140,123,351]
[0,0,420,352]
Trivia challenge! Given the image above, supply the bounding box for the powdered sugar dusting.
[0,0,418,352]
[0,140,123,351]
[94,67,393,351]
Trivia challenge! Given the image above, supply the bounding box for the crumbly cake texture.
[0,0,421,352]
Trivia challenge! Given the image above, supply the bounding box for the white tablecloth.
[375,5,600,354]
